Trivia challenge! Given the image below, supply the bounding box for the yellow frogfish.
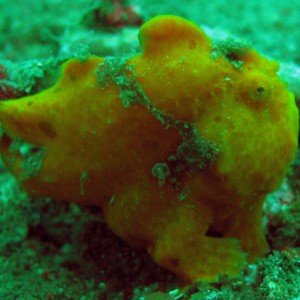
[0,15,298,284]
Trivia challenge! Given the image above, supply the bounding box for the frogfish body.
[0,15,298,284]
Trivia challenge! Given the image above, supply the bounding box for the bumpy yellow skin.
[0,16,298,284]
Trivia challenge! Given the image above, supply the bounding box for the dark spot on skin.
[142,139,159,150]
[205,228,224,238]
[0,133,12,150]
[188,40,196,50]
[170,258,180,267]
[13,120,28,134]
[29,146,42,154]
[213,87,222,97]
[69,73,76,81]
[214,116,222,123]
[38,121,57,139]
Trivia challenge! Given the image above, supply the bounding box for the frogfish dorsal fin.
[138,15,210,56]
